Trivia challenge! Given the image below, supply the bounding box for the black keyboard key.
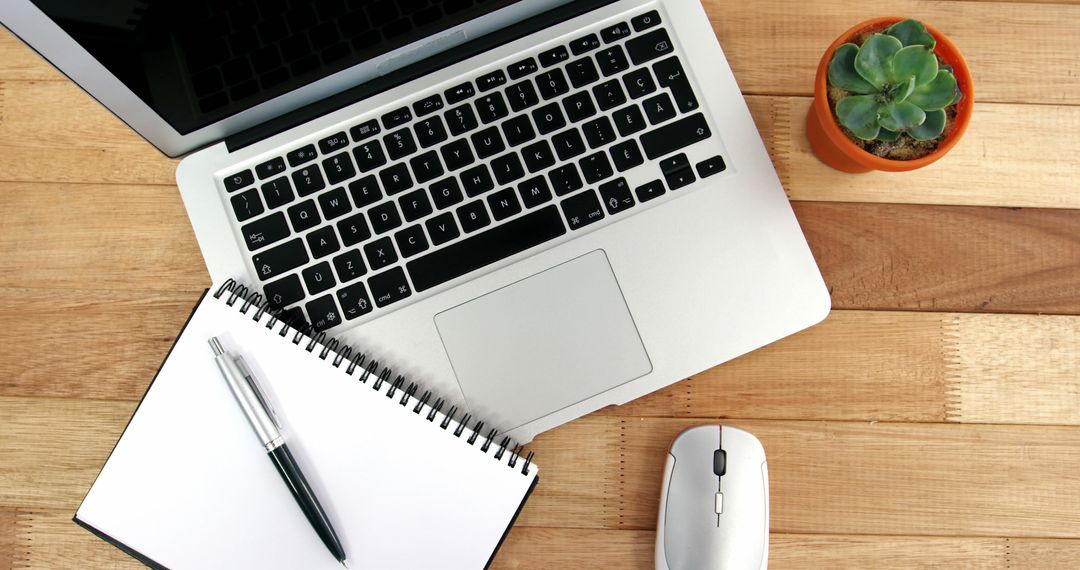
[532,103,566,135]
[408,205,566,292]
[538,45,569,67]
[252,238,309,281]
[487,188,522,221]
[317,186,352,220]
[287,200,321,232]
[536,68,570,100]
[322,152,356,185]
[552,129,586,161]
[491,153,525,185]
[593,79,626,111]
[225,169,254,192]
[502,115,536,147]
[337,212,371,246]
[379,163,414,195]
[445,82,475,104]
[364,236,398,270]
[631,10,662,31]
[697,155,727,178]
[399,188,433,222]
[623,68,657,99]
[350,119,380,142]
[635,179,666,202]
[440,139,474,171]
[598,177,635,215]
[445,104,479,136]
[306,226,341,259]
[579,152,614,184]
[241,212,290,251]
[566,58,600,88]
[231,188,264,222]
[426,212,461,246]
[476,93,509,124]
[369,266,412,307]
[612,105,647,136]
[369,201,403,234]
[561,190,605,230]
[518,176,553,209]
[457,200,491,233]
[643,92,677,125]
[292,166,326,197]
[610,139,645,172]
[522,140,556,173]
[477,69,507,91]
[348,175,382,208]
[410,150,444,184]
[353,140,387,171]
[337,281,373,320]
[319,131,350,154]
[601,22,631,43]
[626,28,674,65]
[570,33,601,55]
[255,158,286,180]
[583,116,617,148]
[471,127,505,160]
[654,56,700,113]
[505,81,540,112]
[395,224,429,258]
[507,57,538,79]
[287,144,318,167]
[596,45,629,76]
[382,106,412,129]
[413,94,444,116]
[549,164,584,196]
[261,177,295,209]
[414,116,449,148]
[384,128,418,161]
[640,112,712,160]
[430,177,464,210]
[305,294,341,332]
[264,274,304,308]
[333,249,367,283]
[660,153,696,190]
[563,91,597,123]
[461,164,495,197]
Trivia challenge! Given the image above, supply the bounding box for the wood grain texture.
[0,509,20,570]
[13,510,136,570]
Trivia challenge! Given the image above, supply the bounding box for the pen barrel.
[268,444,347,564]
[213,354,281,449]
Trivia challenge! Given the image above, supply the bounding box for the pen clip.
[234,355,283,430]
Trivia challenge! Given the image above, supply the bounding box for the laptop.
[1,0,829,442]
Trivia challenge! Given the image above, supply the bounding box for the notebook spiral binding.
[214,279,534,475]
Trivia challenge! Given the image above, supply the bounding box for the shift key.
[639,113,711,160]
[251,238,309,281]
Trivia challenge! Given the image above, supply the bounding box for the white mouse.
[656,425,769,570]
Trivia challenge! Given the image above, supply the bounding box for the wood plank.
[0,30,65,83]
[797,202,1080,315]
[11,509,138,570]
[0,509,21,570]
[747,96,1080,209]
[707,0,1080,105]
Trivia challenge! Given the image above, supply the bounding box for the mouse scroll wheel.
[713,449,726,477]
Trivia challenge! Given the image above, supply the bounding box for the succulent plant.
[827,19,961,142]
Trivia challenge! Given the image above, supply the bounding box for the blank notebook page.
[76,289,538,569]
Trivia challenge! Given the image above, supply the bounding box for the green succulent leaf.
[889,44,938,87]
[889,76,917,103]
[886,19,937,49]
[836,95,882,140]
[828,43,877,94]
[908,69,958,111]
[909,109,947,141]
[854,34,903,90]
[878,100,926,132]
[877,128,901,142]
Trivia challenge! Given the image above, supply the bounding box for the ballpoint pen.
[209,337,349,568]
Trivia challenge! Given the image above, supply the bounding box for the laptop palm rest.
[434,250,652,430]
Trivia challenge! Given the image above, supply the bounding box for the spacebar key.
[639,112,712,160]
[407,205,566,292]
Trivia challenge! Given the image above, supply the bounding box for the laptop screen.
[29,0,525,135]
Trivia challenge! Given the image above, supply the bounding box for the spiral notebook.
[75,281,539,569]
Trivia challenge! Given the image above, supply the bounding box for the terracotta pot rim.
[812,16,975,172]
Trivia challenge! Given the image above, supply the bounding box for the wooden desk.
[2,1,1079,567]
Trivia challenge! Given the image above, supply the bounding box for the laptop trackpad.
[434,250,652,429]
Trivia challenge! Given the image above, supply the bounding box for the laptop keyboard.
[222,9,727,332]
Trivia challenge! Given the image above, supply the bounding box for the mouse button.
[713,449,726,477]
[663,458,724,569]
[669,425,719,460]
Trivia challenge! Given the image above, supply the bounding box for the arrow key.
[599,178,635,215]
[337,282,374,320]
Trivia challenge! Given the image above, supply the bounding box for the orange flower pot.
[806,17,974,173]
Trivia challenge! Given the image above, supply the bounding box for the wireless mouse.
[656,425,769,570]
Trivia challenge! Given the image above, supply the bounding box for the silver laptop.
[2,0,829,442]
